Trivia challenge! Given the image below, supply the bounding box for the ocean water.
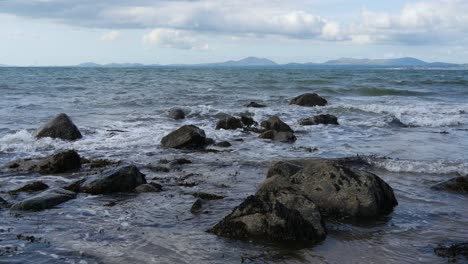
[0,67,467,263]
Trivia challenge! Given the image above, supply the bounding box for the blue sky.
[1,0,467,66]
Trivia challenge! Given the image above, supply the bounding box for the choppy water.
[0,67,467,263]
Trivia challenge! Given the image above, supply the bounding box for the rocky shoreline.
[1,93,467,262]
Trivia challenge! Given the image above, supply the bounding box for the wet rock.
[290,93,327,107]
[88,159,118,169]
[216,117,243,130]
[434,242,468,261]
[161,125,208,149]
[215,141,231,148]
[135,183,161,193]
[245,101,266,108]
[205,138,215,145]
[148,165,170,173]
[431,176,468,194]
[10,188,76,211]
[193,192,225,200]
[240,116,257,127]
[36,113,82,141]
[213,112,232,120]
[63,179,85,193]
[209,190,326,243]
[81,165,146,194]
[10,182,49,193]
[168,108,186,120]
[0,197,10,209]
[191,199,203,213]
[6,150,81,174]
[299,114,339,126]
[261,159,398,219]
[259,130,296,143]
[260,116,294,133]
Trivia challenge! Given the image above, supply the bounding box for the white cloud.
[142,28,210,50]
[100,30,121,41]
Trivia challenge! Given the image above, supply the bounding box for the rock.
[193,192,225,200]
[290,93,327,107]
[191,199,203,213]
[209,189,326,243]
[261,116,294,133]
[81,165,146,194]
[434,242,468,261]
[0,197,10,209]
[63,179,85,193]
[6,150,81,174]
[149,182,163,190]
[10,188,76,211]
[215,141,231,148]
[216,117,243,130]
[240,116,257,127]
[161,125,208,149]
[135,183,161,193]
[205,138,215,145]
[245,101,266,108]
[261,159,398,219]
[10,182,49,193]
[168,108,186,120]
[431,176,468,194]
[299,114,339,126]
[259,130,296,143]
[36,113,82,140]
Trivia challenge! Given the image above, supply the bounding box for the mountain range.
[1,57,466,68]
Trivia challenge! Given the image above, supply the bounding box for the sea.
[0,67,467,263]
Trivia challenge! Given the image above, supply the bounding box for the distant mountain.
[323,57,428,66]
[208,57,277,66]
[78,62,149,68]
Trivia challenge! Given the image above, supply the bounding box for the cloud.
[100,30,121,41]
[142,28,210,50]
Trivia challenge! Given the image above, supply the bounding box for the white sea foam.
[368,158,468,175]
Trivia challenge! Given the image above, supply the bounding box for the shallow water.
[0,68,467,263]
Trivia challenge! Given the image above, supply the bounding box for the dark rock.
[168,108,185,120]
[299,114,339,126]
[135,183,161,193]
[434,242,468,261]
[204,138,215,145]
[149,182,163,190]
[149,166,170,173]
[6,150,81,174]
[209,190,326,243]
[240,116,257,127]
[0,197,10,209]
[260,116,293,133]
[290,93,327,107]
[63,179,85,193]
[245,101,266,108]
[161,125,208,149]
[431,176,468,194]
[10,182,49,193]
[215,141,231,148]
[81,165,146,194]
[261,159,398,219]
[213,113,232,120]
[36,113,82,140]
[216,117,243,130]
[259,130,296,143]
[10,188,76,211]
[191,199,203,213]
[193,192,225,200]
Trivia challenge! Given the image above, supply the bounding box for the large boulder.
[209,189,326,243]
[6,150,81,174]
[431,176,468,194]
[216,117,243,130]
[10,188,76,211]
[168,108,185,120]
[10,181,49,193]
[299,114,339,126]
[36,113,82,141]
[161,125,208,149]
[434,242,468,261]
[260,159,397,219]
[81,165,146,194]
[259,116,296,142]
[290,93,327,107]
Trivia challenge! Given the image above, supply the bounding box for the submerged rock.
[215,141,232,148]
[261,116,294,133]
[259,130,296,143]
[0,197,10,209]
[168,108,186,120]
[290,93,327,107]
[431,176,468,194]
[261,159,398,219]
[245,101,266,108]
[299,114,339,126]
[10,188,76,211]
[36,113,82,141]
[6,150,81,174]
[10,182,49,193]
[259,116,296,142]
[240,116,257,127]
[434,242,468,261]
[161,125,208,149]
[209,190,326,243]
[135,183,161,193]
[81,165,146,194]
[216,117,243,130]
[191,199,203,213]
[193,192,225,200]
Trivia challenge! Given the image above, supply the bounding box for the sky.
[1,0,468,66]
